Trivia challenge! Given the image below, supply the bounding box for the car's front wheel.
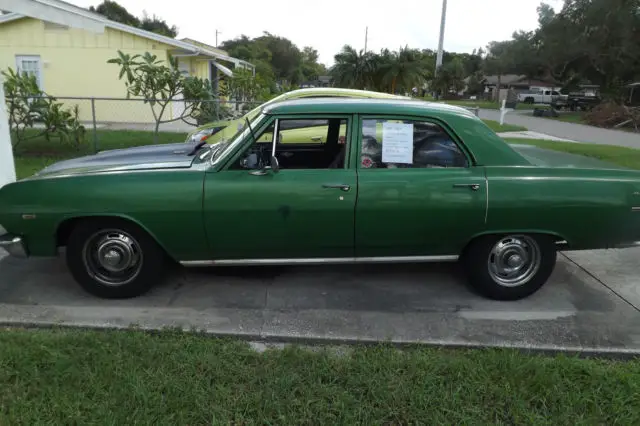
[66,218,166,299]
[463,234,557,301]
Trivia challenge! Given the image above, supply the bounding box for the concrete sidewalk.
[1,248,639,354]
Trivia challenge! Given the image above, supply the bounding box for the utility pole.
[364,26,368,54]
[215,29,221,47]
[435,0,447,76]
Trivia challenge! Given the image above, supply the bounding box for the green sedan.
[2,98,639,301]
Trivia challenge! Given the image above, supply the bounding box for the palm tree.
[381,46,426,94]
[330,45,375,89]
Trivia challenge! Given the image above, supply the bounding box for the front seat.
[328,144,346,169]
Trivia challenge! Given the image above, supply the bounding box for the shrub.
[2,67,84,148]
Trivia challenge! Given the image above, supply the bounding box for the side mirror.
[250,155,279,176]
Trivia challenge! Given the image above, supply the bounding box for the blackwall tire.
[66,218,166,299]
[463,234,557,301]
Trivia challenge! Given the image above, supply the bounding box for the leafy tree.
[466,71,485,96]
[431,58,466,97]
[380,46,426,93]
[107,51,216,139]
[89,0,138,26]
[301,47,327,81]
[220,33,326,95]
[89,1,178,38]
[329,45,376,89]
[483,40,517,102]
[139,11,178,38]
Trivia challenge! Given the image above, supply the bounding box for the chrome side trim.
[180,255,459,267]
[484,177,489,224]
[0,235,28,258]
[614,241,640,249]
[632,207,640,212]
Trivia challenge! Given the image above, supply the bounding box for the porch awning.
[212,61,234,78]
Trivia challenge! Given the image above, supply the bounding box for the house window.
[16,55,43,89]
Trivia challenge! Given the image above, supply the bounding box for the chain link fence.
[6,95,262,153]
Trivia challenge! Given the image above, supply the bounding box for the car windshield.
[209,111,266,166]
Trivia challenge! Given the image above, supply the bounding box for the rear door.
[353,115,487,257]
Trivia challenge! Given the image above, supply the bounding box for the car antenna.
[245,117,258,145]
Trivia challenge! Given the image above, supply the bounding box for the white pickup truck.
[518,89,566,104]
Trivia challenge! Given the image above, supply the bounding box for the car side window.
[359,118,468,169]
[230,117,350,170]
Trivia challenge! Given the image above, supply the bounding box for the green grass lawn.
[482,119,528,133]
[0,328,638,424]
[504,138,640,170]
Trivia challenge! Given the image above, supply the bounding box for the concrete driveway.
[481,109,640,148]
[1,248,639,354]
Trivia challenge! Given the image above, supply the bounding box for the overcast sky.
[70,0,564,66]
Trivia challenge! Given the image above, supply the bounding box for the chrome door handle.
[311,136,323,141]
[322,183,351,191]
[453,183,480,191]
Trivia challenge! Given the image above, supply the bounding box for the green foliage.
[220,33,328,98]
[225,68,262,103]
[486,0,640,96]
[107,50,217,135]
[329,45,477,95]
[2,67,84,148]
[432,58,466,97]
[90,1,178,38]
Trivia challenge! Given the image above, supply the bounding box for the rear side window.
[360,118,469,169]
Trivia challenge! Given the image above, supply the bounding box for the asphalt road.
[1,248,640,354]
[481,109,640,148]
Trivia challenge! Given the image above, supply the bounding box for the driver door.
[202,114,356,260]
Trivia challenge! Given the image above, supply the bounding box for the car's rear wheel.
[66,218,166,299]
[463,234,557,301]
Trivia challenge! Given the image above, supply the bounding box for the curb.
[2,319,640,361]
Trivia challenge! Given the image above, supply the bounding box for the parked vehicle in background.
[185,88,411,145]
[3,98,640,302]
[566,89,602,111]
[552,85,602,111]
[518,89,566,105]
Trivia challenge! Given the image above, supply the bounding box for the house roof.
[483,75,527,85]
[179,38,229,57]
[0,4,253,70]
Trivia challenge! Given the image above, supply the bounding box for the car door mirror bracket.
[249,155,279,176]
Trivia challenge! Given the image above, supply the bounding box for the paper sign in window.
[382,122,413,164]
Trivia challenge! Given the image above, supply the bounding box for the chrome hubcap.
[487,235,541,287]
[82,230,143,286]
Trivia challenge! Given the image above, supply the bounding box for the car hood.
[509,143,629,170]
[31,142,199,179]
